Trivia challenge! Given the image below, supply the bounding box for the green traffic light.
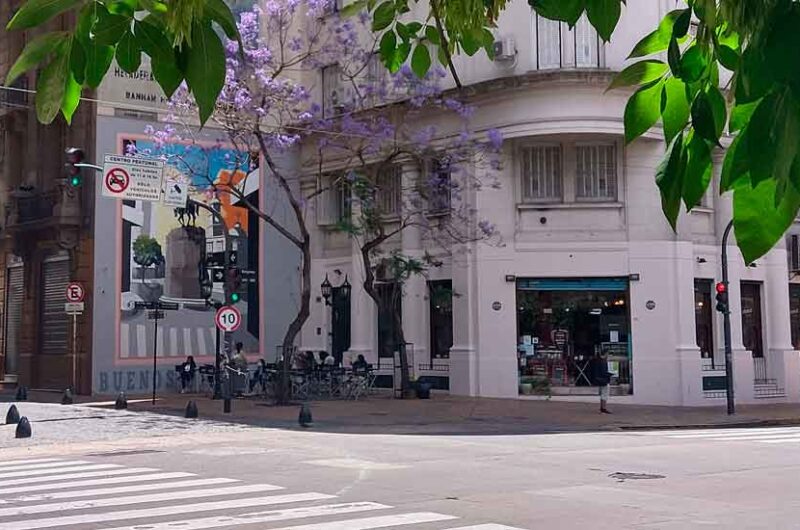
[230,292,240,303]
[70,176,81,187]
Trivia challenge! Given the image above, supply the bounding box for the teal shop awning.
[517,278,628,291]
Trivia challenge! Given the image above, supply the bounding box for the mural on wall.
[115,135,261,370]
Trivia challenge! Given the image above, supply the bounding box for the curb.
[616,418,800,431]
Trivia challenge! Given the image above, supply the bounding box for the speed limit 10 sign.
[215,305,242,332]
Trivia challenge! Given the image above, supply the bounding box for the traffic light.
[715,282,728,313]
[226,267,243,304]
[64,147,85,187]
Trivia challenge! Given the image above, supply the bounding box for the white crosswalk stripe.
[0,459,529,530]
[637,426,800,444]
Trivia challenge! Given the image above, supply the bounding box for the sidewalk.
[30,390,800,435]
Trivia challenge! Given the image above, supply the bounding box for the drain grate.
[609,472,665,482]
[86,449,166,457]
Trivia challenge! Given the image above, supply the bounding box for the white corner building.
[300,0,800,406]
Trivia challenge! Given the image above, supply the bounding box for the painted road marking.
[0,471,195,495]
[0,461,89,472]
[1,492,333,530]
[0,468,158,488]
[446,525,529,530]
[0,484,284,518]
[5,477,241,503]
[265,512,458,530]
[0,464,121,480]
[103,502,391,530]
[0,459,63,469]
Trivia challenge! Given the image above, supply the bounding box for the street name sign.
[102,155,164,203]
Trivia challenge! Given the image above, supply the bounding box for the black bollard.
[223,398,231,414]
[5,405,20,425]
[15,416,31,438]
[14,386,27,401]
[61,388,74,405]
[114,392,127,410]
[299,404,312,428]
[185,400,198,419]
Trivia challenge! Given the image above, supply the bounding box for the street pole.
[71,313,78,393]
[721,219,735,415]
[190,199,231,401]
[152,309,159,406]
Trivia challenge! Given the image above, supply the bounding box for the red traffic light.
[65,148,85,177]
[715,282,726,294]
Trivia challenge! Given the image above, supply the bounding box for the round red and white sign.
[105,167,130,194]
[65,282,85,303]
[215,305,242,332]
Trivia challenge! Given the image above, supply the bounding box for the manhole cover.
[609,472,665,482]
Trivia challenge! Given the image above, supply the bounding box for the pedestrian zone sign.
[102,155,164,203]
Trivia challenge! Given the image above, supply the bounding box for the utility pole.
[720,219,735,415]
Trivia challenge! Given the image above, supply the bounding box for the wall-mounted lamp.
[748,262,758,268]
[629,273,640,281]
[505,274,516,283]
[321,274,333,305]
[696,257,707,264]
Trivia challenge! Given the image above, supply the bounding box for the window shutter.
[574,15,599,67]
[576,144,616,200]
[521,145,562,201]
[536,16,561,69]
[316,176,334,225]
[41,258,70,356]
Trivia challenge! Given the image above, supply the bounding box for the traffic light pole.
[721,219,735,415]
[190,199,232,400]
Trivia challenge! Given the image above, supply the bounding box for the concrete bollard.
[61,388,74,405]
[5,405,20,425]
[185,401,198,419]
[299,404,312,428]
[114,392,128,410]
[15,416,31,438]
[14,386,27,401]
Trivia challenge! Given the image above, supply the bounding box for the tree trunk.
[277,233,310,404]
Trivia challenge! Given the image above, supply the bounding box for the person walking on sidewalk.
[590,350,613,414]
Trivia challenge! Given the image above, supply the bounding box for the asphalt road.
[0,403,799,529]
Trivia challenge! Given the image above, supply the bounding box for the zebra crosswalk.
[636,426,800,444]
[0,458,528,530]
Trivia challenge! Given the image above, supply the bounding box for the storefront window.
[791,284,800,350]
[516,278,631,393]
[694,280,714,364]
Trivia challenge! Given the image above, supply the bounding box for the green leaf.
[736,47,772,103]
[608,60,667,90]
[482,28,495,58]
[693,0,716,30]
[744,90,799,187]
[585,0,620,42]
[94,12,130,46]
[134,18,172,58]
[672,8,691,39]
[624,78,664,144]
[425,25,440,45]
[734,178,800,264]
[720,134,747,192]
[379,30,396,58]
[691,91,720,145]
[7,0,83,30]
[461,28,486,56]
[405,22,423,35]
[718,44,739,71]
[372,1,396,31]
[5,32,69,86]
[75,2,97,46]
[706,85,727,138]
[339,0,366,16]
[656,132,685,230]
[116,30,141,73]
[681,133,712,209]
[35,39,71,124]
[628,9,684,58]
[530,0,584,26]
[151,53,183,98]
[411,44,431,78]
[84,41,115,88]
[206,0,242,45]
[680,46,708,83]
[729,99,759,134]
[61,71,81,124]
[660,76,689,144]
[185,21,225,125]
[763,5,800,88]
[70,37,86,85]
[667,37,681,76]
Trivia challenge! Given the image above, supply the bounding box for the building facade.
[0,3,96,393]
[300,0,800,406]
